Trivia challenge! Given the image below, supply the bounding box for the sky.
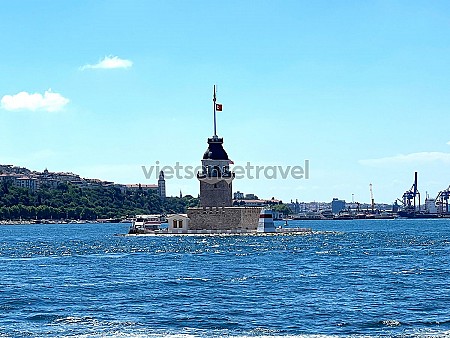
[1,0,450,204]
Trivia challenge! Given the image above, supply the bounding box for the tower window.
[211,166,220,177]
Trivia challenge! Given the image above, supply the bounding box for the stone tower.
[197,86,234,207]
[198,136,233,207]
[157,170,166,200]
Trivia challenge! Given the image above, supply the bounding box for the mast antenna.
[213,85,217,137]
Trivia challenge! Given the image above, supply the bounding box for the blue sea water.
[0,219,449,337]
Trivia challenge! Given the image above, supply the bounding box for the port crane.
[401,171,421,212]
[436,185,450,215]
[396,172,450,217]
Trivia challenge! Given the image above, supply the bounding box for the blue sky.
[1,1,450,204]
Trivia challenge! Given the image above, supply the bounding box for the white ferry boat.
[128,215,162,234]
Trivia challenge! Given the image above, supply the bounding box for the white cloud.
[1,90,69,112]
[359,152,450,167]
[80,55,133,70]
[447,141,450,146]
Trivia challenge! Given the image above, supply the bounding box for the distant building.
[158,170,166,200]
[288,199,301,214]
[54,172,81,182]
[0,173,16,183]
[233,191,244,200]
[234,199,266,207]
[15,176,39,192]
[331,198,346,214]
[0,164,164,194]
[37,169,59,188]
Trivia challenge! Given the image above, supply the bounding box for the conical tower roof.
[203,137,229,160]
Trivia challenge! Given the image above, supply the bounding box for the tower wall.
[200,180,232,207]
[187,207,261,230]
[198,140,233,207]
[157,171,166,200]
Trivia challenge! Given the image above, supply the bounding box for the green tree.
[272,203,292,215]
[0,180,200,221]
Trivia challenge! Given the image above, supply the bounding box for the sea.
[0,219,449,338]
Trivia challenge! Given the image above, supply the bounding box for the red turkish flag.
[216,103,222,111]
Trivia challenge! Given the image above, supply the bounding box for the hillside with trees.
[0,181,199,221]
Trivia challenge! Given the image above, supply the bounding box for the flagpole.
[213,85,217,137]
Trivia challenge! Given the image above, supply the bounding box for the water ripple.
[1,220,450,337]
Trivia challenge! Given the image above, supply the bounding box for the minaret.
[158,170,166,200]
[197,86,234,207]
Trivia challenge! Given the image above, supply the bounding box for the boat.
[292,210,332,220]
[128,214,162,234]
[397,209,440,219]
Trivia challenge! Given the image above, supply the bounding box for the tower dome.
[202,137,229,160]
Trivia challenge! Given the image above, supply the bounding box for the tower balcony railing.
[207,137,223,143]
[197,171,235,179]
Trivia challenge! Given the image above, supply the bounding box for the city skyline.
[1,1,450,203]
